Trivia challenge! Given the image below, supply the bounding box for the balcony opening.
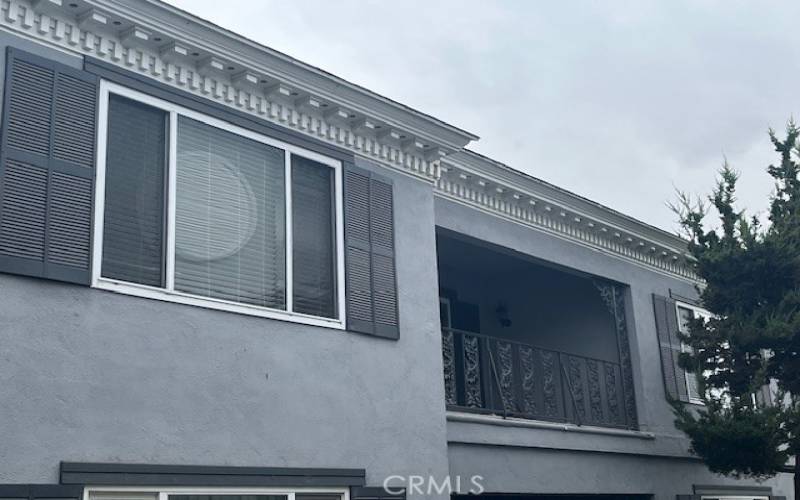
[437,229,637,429]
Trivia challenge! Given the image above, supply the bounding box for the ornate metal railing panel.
[595,281,638,428]
[442,326,634,429]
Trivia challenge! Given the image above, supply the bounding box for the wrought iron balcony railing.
[442,326,635,429]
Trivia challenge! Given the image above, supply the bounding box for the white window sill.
[95,277,345,330]
[446,410,656,440]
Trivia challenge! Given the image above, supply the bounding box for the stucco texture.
[0,27,793,500]
[449,442,793,499]
[435,196,792,498]
[0,152,449,498]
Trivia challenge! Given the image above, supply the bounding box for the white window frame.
[85,485,350,500]
[93,80,347,329]
[676,301,712,404]
[700,496,768,500]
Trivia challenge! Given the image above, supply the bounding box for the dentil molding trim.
[0,0,697,282]
[439,150,697,282]
[1,0,477,182]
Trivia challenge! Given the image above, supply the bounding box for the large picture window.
[93,82,345,327]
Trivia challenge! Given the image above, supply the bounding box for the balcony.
[442,326,632,428]
[437,230,638,430]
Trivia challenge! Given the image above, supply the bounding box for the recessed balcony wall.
[437,229,638,429]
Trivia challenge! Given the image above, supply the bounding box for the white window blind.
[95,83,345,326]
[174,116,287,309]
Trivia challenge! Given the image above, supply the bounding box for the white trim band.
[446,411,656,440]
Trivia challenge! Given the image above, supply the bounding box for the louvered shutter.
[0,48,97,284]
[344,164,399,339]
[350,487,405,500]
[653,294,690,402]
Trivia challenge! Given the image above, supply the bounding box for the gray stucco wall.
[449,442,794,499]
[0,47,450,494]
[0,27,792,500]
[435,196,792,498]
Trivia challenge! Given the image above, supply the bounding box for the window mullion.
[165,110,178,291]
[285,151,293,312]
[334,163,345,322]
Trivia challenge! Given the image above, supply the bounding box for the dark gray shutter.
[350,487,405,500]
[653,294,689,402]
[0,48,97,284]
[344,164,399,339]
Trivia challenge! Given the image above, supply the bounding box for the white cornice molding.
[438,151,699,282]
[1,0,699,282]
[1,0,475,181]
[127,0,478,148]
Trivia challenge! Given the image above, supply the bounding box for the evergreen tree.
[672,122,800,497]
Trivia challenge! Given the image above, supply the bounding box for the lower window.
[701,497,768,500]
[94,81,345,327]
[89,488,346,500]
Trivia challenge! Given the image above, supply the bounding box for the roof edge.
[458,149,688,250]
[439,149,698,282]
[5,0,460,180]
[93,0,479,148]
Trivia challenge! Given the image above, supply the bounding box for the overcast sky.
[165,0,800,233]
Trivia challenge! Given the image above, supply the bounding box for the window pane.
[678,306,693,334]
[171,496,287,500]
[175,117,286,308]
[687,369,702,400]
[678,306,703,400]
[102,95,167,287]
[292,156,336,318]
